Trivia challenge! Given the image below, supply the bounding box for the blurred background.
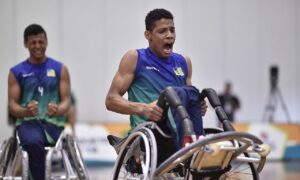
[1,0,300,179]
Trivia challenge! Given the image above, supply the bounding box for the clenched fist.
[48,102,59,116]
[26,100,38,116]
[143,100,163,122]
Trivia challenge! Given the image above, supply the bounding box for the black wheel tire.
[65,135,89,180]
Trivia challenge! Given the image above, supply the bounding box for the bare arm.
[8,71,38,117]
[105,50,163,121]
[67,104,76,127]
[48,65,71,116]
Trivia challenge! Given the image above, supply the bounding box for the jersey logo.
[173,67,185,76]
[146,66,160,72]
[47,69,56,77]
[22,72,34,77]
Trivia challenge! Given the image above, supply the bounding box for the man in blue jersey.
[8,24,71,180]
[106,8,207,152]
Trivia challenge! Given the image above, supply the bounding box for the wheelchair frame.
[109,87,271,180]
[0,126,89,180]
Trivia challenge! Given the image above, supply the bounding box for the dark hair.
[145,8,174,31]
[24,24,47,42]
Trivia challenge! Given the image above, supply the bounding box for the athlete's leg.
[41,122,64,146]
[17,121,46,180]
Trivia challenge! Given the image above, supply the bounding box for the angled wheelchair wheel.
[204,128,259,180]
[65,134,89,180]
[112,127,157,180]
[0,137,15,177]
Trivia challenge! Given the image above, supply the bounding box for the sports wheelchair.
[0,124,89,180]
[108,87,271,180]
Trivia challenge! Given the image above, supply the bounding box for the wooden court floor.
[261,160,300,180]
[87,160,300,179]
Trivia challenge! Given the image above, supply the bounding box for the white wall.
[1,0,300,142]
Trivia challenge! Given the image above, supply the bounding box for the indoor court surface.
[87,160,300,180]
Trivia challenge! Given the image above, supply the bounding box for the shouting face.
[145,18,176,58]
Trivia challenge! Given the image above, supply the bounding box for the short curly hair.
[145,8,174,31]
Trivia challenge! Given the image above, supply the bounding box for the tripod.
[263,86,291,123]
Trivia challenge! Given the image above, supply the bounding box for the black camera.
[270,65,278,89]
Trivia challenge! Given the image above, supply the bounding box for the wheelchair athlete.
[105,8,208,164]
[8,24,71,180]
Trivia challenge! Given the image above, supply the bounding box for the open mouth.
[163,43,173,54]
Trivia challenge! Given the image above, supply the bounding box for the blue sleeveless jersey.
[128,48,188,127]
[11,57,66,127]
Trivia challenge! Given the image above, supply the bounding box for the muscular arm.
[48,65,71,116]
[8,71,36,117]
[105,50,163,121]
